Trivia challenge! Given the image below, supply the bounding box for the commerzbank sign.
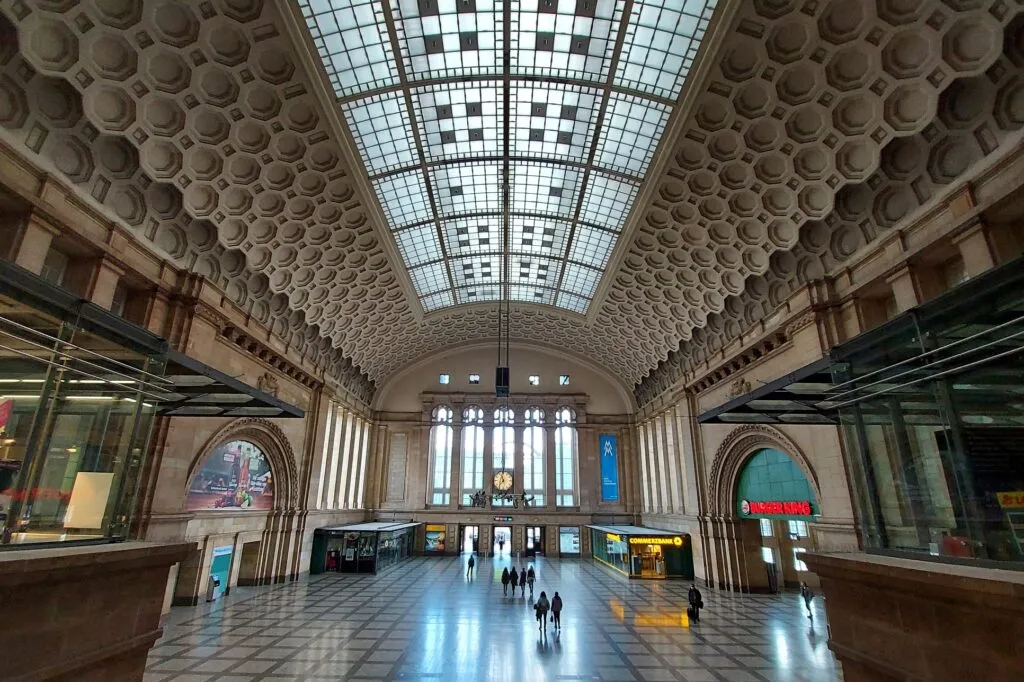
[629,536,683,546]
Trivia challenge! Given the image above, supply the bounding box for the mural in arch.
[735,448,818,520]
[187,440,274,511]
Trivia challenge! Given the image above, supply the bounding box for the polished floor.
[145,555,841,682]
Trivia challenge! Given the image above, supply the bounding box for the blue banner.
[600,434,619,502]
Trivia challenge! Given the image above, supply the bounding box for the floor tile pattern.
[145,556,841,681]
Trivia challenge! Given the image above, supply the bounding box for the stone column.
[449,423,463,508]
[953,220,996,278]
[887,265,923,313]
[87,257,125,310]
[12,211,60,275]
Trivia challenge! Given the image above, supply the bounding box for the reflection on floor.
[145,555,841,682]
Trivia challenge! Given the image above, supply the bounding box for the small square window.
[469,374,480,384]
[558,374,570,386]
[788,520,808,538]
[760,518,773,537]
[793,548,808,572]
[439,373,450,385]
[528,375,540,386]
[761,547,775,564]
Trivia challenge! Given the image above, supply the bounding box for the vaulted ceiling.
[0,0,1019,400]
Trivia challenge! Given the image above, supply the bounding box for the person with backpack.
[688,583,704,623]
[526,565,536,597]
[800,581,814,619]
[466,553,475,579]
[519,565,527,596]
[501,567,510,596]
[535,591,550,632]
[551,591,563,630]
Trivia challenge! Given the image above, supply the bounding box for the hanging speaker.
[495,366,509,396]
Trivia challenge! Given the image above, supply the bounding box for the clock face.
[493,470,513,491]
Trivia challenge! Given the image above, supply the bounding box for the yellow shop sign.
[996,491,1024,509]
[629,536,683,546]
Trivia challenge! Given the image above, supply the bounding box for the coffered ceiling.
[0,0,1019,401]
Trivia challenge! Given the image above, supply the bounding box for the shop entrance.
[493,525,511,555]
[461,525,479,554]
[525,526,544,556]
[633,541,666,578]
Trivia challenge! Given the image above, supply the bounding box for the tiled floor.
[145,555,841,681]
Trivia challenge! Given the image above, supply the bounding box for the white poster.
[64,472,115,529]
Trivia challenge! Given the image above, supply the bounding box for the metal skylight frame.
[297,0,718,315]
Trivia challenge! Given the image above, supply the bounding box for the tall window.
[493,407,515,506]
[555,407,577,506]
[461,406,485,504]
[523,407,545,506]
[430,406,453,505]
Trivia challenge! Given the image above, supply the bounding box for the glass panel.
[594,94,670,175]
[342,93,416,174]
[394,0,503,82]
[413,81,503,162]
[509,82,600,163]
[509,1,621,83]
[760,518,773,537]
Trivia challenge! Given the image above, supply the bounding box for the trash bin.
[206,576,221,602]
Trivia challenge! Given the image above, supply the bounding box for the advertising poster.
[424,524,446,552]
[599,433,620,502]
[187,440,274,511]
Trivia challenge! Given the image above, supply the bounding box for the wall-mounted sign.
[599,434,620,502]
[187,440,274,511]
[493,516,513,522]
[606,533,621,542]
[997,491,1024,509]
[629,536,683,546]
[741,499,813,516]
[424,524,446,552]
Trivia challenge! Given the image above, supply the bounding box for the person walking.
[687,583,704,623]
[509,566,519,597]
[526,565,536,597]
[519,566,527,596]
[501,567,510,596]
[466,553,475,579]
[535,591,550,632]
[551,591,563,630]
[800,581,814,619]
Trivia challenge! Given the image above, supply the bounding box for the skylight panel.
[421,290,455,311]
[393,224,443,267]
[510,285,555,305]
[594,94,670,176]
[556,291,590,314]
[298,0,397,97]
[578,172,639,231]
[409,261,450,295]
[509,163,581,219]
[451,255,503,287]
[373,171,432,227]
[509,82,600,162]
[431,161,502,217]
[569,224,616,268]
[442,217,501,257]
[510,0,621,83]
[342,93,416,174]
[616,0,717,100]
[394,0,503,82]
[456,284,501,304]
[414,82,502,162]
[509,217,569,257]
[510,255,561,289]
[561,262,601,298]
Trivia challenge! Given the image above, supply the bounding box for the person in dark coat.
[467,553,475,579]
[535,591,550,632]
[800,582,814,618]
[688,584,704,623]
[509,566,519,596]
[501,567,510,596]
[526,566,536,597]
[551,591,563,630]
[519,566,527,596]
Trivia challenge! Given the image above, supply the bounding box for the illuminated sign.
[997,491,1024,509]
[493,516,513,522]
[606,533,622,542]
[741,499,813,516]
[629,536,683,546]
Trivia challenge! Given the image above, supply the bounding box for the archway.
[704,425,822,593]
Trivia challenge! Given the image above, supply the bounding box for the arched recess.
[708,425,822,518]
[185,418,299,511]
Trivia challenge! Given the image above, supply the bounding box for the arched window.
[523,407,545,506]
[555,407,577,506]
[493,407,515,506]
[430,406,454,505]
[461,406,485,505]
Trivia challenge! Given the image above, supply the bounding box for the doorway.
[461,525,479,554]
[525,526,544,556]
[493,525,511,556]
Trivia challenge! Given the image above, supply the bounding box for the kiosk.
[588,525,694,579]
[310,522,420,575]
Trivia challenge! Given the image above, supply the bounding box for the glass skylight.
[296,0,720,314]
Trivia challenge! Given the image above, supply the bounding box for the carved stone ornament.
[257,372,280,398]
[727,377,751,399]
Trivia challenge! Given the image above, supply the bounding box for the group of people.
[500,565,536,597]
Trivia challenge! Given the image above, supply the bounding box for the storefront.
[310,522,419,575]
[588,525,694,579]
[735,447,820,590]
[559,526,581,555]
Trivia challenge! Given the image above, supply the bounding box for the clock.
[493,470,513,491]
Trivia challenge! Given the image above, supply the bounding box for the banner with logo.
[600,433,619,502]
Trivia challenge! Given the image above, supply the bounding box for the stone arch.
[708,424,821,517]
[185,418,299,511]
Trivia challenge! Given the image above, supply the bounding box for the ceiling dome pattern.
[0,0,1018,393]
